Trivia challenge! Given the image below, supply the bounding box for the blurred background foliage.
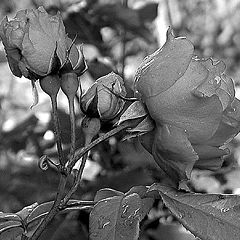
[1,0,240,239]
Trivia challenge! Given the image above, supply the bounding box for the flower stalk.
[63,117,101,204]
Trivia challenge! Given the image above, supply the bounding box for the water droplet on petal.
[214,76,221,84]
[178,211,185,219]
[133,208,140,217]
[124,218,134,226]
[192,89,205,98]
[121,205,129,218]
[90,232,98,238]
[98,215,110,229]
[221,208,230,213]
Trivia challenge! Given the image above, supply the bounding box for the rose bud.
[0,7,68,80]
[60,38,87,100]
[135,29,240,186]
[60,38,87,77]
[81,72,126,121]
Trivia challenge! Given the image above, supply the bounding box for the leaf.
[16,202,38,221]
[0,221,23,240]
[125,186,154,220]
[148,183,240,240]
[89,193,142,240]
[118,101,148,125]
[152,124,198,187]
[25,200,90,237]
[26,200,84,225]
[94,188,124,202]
[125,186,149,198]
[121,132,143,141]
[0,213,21,223]
[127,116,155,133]
[26,201,53,225]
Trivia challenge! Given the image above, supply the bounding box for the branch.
[62,151,89,205]
[67,121,132,171]
[29,175,67,240]
[30,96,67,240]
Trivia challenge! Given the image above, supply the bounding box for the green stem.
[67,121,131,171]
[29,175,67,240]
[29,96,67,240]
[63,200,95,209]
[51,96,65,168]
[68,96,76,161]
[62,152,88,205]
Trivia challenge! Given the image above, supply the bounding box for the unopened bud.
[60,39,87,76]
[81,72,126,121]
[60,72,79,100]
[40,75,60,98]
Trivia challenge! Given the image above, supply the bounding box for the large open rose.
[0,7,68,79]
[134,29,240,186]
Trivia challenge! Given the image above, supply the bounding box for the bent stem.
[30,121,133,239]
[63,117,98,204]
[30,96,67,240]
[29,176,67,240]
[67,121,133,171]
[62,152,88,205]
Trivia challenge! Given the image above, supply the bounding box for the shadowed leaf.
[148,183,240,240]
[0,221,23,240]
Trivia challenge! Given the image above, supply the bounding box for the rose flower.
[134,29,240,186]
[0,7,68,79]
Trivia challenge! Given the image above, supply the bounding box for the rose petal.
[22,10,56,75]
[139,129,155,154]
[66,38,79,68]
[134,28,194,101]
[206,98,240,146]
[0,17,23,77]
[50,12,67,65]
[194,59,234,110]
[194,157,224,171]
[193,145,229,159]
[194,59,223,97]
[218,74,235,109]
[152,124,198,183]
[145,60,223,143]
